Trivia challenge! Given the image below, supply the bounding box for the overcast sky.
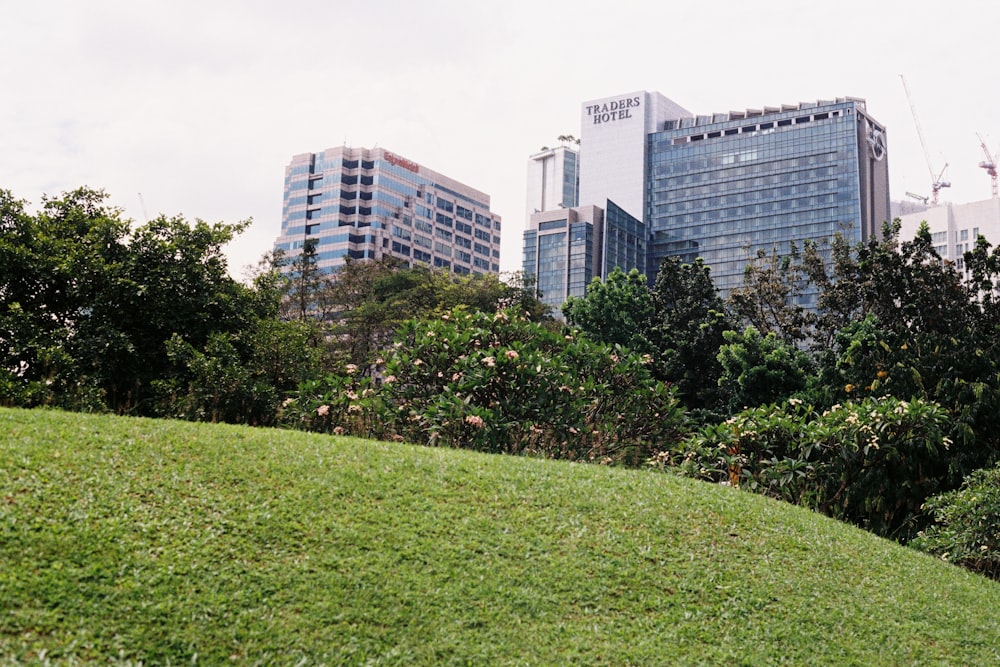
[3,0,997,278]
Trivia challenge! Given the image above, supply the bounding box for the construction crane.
[905,191,930,206]
[976,133,999,198]
[900,74,951,205]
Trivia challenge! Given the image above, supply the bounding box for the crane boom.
[900,74,950,204]
[976,132,998,198]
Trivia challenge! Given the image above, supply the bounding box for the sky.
[3,0,998,280]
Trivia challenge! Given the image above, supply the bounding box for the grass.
[2,407,1000,665]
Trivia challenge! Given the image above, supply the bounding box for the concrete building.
[274,146,501,276]
[898,197,1000,272]
[579,90,690,223]
[526,145,579,220]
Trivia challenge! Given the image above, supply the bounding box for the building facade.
[522,205,601,310]
[274,146,501,276]
[647,98,890,302]
[898,197,1000,272]
[526,145,579,220]
[579,90,690,223]
[522,92,890,311]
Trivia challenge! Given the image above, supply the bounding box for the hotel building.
[523,92,891,310]
[274,146,501,276]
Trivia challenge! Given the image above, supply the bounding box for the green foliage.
[281,366,386,439]
[661,396,953,537]
[716,326,815,411]
[562,267,654,353]
[728,245,812,345]
[4,407,1000,665]
[0,187,260,415]
[378,308,687,464]
[647,257,736,414]
[912,463,1000,580]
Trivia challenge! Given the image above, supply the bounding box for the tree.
[728,245,812,345]
[647,257,736,414]
[563,267,653,353]
[716,326,814,411]
[0,187,264,414]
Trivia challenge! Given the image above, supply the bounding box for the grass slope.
[2,407,999,666]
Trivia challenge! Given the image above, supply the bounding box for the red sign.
[385,152,419,173]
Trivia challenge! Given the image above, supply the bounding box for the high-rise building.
[522,92,891,311]
[526,145,579,220]
[898,197,1000,273]
[274,146,501,276]
[579,91,691,222]
[647,98,890,303]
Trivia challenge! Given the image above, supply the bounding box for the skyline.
[3,1,998,279]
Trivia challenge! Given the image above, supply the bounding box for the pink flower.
[282,397,295,408]
[505,349,519,360]
[348,404,361,413]
[384,375,397,383]
[452,372,461,381]
[345,364,358,375]
[482,356,496,367]
[465,415,485,428]
[333,426,345,435]
[413,359,424,367]
[316,405,330,416]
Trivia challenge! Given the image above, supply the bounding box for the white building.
[898,198,1000,272]
[578,90,690,222]
[526,145,579,220]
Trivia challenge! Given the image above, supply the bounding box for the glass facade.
[646,100,887,303]
[522,205,603,314]
[274,147,501,276]
[603,199,644,278]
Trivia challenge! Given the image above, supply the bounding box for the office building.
[647,98,890,302]
[526,145,579,220]
[523,93,891,310]
[898,197,1000,272]
[274,146,501,276]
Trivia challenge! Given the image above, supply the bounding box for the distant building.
[647,97,890,304]
[522,92,891,311]
[898,197,1000,272]
[521,201,645,312]
[274,146,501,276]
[891,199,930,220]
[526,145,579,220]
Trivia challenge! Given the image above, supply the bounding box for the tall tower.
[578,90,690,222]
[526,145,579,219]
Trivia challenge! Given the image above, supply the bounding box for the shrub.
[911,464,1000,580]
[281,366,386,440]
[656,396,953,537]
[379,308,688,463]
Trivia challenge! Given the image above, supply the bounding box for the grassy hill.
[2,407,999,665]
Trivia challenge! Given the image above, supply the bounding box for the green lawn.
[2,407,999,665]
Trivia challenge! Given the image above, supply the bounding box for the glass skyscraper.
[274,146,501,276]
[646,98,889,302]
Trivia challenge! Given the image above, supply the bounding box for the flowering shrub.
[280,366,386,439]
[655,396,953,537]
[911,463,1000,580]
[379,308,688,463]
